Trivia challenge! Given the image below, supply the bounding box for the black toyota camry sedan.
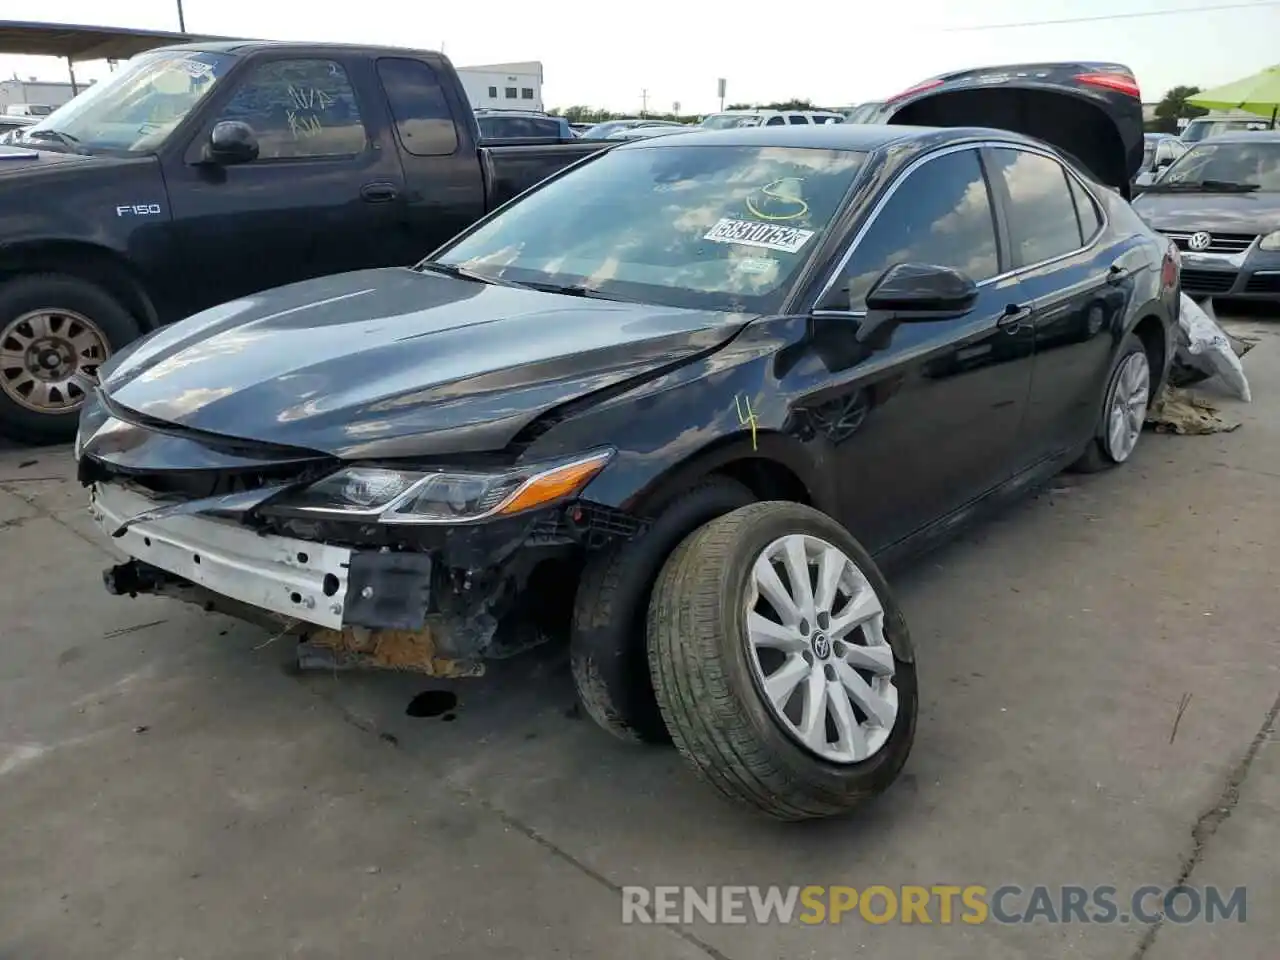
[77,62,1178,820]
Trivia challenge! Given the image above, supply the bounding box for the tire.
[647,501,918,821]
[1068,332,1151,474]
[571,477,755,743]
[0,273,143,445]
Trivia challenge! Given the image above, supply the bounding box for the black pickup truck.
[0,41,605,443]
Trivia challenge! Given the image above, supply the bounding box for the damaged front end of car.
[78,397,647,677]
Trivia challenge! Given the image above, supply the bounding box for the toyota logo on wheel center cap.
[1187,231,1212,251]
[812,633,831,659]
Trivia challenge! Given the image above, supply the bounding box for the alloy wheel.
[0,308,109,414]
[1105,351,1150,463]
[744,534,899,764]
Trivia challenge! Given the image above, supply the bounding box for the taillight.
[884,78,944,105]
[1076,71,1141,98]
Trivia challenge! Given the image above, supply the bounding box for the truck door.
[162,53,408,315]
[373,57,487,257]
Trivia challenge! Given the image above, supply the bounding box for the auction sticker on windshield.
[703,218,815,254]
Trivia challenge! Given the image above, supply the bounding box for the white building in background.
[0,79,84,115]
[456,62,544,111]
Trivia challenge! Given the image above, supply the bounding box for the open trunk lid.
[877,62,1144,199]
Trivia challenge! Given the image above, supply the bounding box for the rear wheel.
[0,274,142,445]
[647,502,917,821]
[1069,333,1151,474]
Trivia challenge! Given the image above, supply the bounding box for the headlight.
[266,449,614,524]
[1259,230,1280,251]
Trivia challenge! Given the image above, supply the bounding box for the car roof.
[153,39,443,56]
[613,123,1044,153]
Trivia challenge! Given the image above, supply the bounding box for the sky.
[1,0,1277,113]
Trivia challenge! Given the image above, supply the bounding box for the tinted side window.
[989,148,1083,266]
[788,114,808,125]
[529,118,562,138]
[377,58,458,156]
[843,149,1000,309]
[765,116,786,126]
[1068,176,1102,240]
[217,58,366,160]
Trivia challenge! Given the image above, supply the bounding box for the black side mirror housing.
[202,120,259,165]
[855,262,979,347]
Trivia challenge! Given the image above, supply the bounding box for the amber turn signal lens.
[496,452,612,516]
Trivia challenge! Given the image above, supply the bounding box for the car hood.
[100,268,748,459]
[0,142,98,176]
[1131,190,1280,234]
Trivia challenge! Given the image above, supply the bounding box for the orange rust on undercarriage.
[305,625,486,677]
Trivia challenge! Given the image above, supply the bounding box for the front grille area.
[1180,269,1238,293]
[1244,273,1280,294]
[1163,231,1257,255]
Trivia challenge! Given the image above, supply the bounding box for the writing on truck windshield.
[21,50,234,153]
[432,144,866,313]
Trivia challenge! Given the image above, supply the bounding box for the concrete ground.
[1,312,1276,960]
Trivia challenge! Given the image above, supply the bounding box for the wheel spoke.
[782,536,816,622]
[753,554,801,626]
[827,680,867,760]
[0,349,26,367]
[26,313,53,339]
[841,642,895,676]
[828,587,882,640]
[68,326,106,359]
[814,544,844,615]
[747,611,804,652]
[835,661,896,727]
[764,654,810,711]
[797,666,828,749]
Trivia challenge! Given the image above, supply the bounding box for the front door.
[162,54,408,319]
[796,145,1036,553]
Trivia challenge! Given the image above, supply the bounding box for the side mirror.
[855,263,978,347]
[202,120,259,165]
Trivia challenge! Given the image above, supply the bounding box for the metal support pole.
[177,0,187,32]
[67,58,79,95]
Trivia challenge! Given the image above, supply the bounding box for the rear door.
[983,144,1136,464]
[375,56,486,257]
[804,145,1035,553]
[164,52,408,312]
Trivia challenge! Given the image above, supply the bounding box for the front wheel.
[647,502,918,821]
[0,274,142,445]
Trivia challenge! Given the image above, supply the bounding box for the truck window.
[376,58,458,156]
[216,58,367,160]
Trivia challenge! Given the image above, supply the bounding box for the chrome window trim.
[812,139,1112,316]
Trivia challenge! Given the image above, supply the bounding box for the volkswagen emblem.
[1187,231,1212,251]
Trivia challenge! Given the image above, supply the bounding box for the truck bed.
[482,140,612,206]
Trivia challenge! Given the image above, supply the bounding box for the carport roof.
[0,20,237,62]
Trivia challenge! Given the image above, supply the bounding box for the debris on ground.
[1169,295,1253,402]
[1146,385,1242,435]
[296,626,486,677]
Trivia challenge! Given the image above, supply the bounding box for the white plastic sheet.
[1172,294,1252,403]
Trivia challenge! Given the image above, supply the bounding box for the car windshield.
[431,144,866,313]
[1181,118,1271,144]
[18,49,234,153]
[700,114,760,129]
[1157,140,1280,190]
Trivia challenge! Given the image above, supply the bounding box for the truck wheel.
[1068,333,1151,474]
[571,477,755,743]
[0,274,142,445]
[647,502,917,821]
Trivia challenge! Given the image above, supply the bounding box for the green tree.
[1152,85,1209,132]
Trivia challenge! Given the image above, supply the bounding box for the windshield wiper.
[416,261,513,286]
[1147,179,1260,193]
[22,129,88,155]
[512,279,620,300]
